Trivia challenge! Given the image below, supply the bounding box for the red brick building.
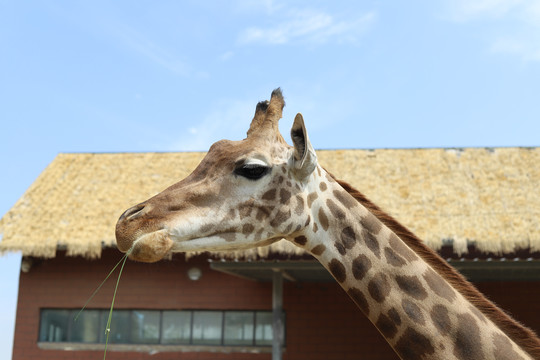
[2,149,540,359]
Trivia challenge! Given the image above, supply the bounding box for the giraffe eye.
[234,163,270,180]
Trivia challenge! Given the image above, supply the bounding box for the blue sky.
[1,0,540,357]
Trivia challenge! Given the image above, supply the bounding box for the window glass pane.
[100,310,130,343]
[39,309,70,342]
[255,312,273,346]
[131,310,160,344]
[70,310,100,343]
[224,311,254,345]
[38,308,279,346]
[161,311,191,344]
[192,311,222,345]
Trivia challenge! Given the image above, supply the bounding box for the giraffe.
[115,89,540,359]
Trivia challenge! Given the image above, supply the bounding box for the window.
[224,311,253,345]
[71,310,100,343]
[192,311,222,345]
[131,310,160,344]
[39,309,279,347]
[161,311,191,344]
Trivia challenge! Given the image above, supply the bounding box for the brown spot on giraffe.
[293,235,307,246]
[329,259,346,283]
[401,298,425,325]
[362,228,381,259]
[454,313,482,359]
[324,171,334,182]
[294,195,304,215]
[395,327,435,360]
[388,233,419,262]
[333,189,358,209]
[339,226,357,251]
[388,307,401,326]
[430,304,452,335]
[310,244,326,256]
[242,223,255,234]
[262,189,276,201]
[270,209,290,227]
[384,246,407,267]
[347,287,370,316]
[199,223,213,234]
[326,198,345,218]
[376,313,398,339]
[319,182,328,191]
[318,207,329,231]
[307,192,318,208]
[361,212,382,234]
[284,223,293,233]
[368,273,390,303]
[256,206,272,221]
[218,232,236,242]
[280,188,291,203]
[334,241,346,256]
[238,201,253,220]
[224,208,236,222]
[423,268,457,302]
[395,275,428,300]
[351,254,371,280]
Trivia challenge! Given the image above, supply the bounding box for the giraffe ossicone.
[116,89,540,360]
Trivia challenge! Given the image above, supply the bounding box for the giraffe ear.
[290,113,317,179]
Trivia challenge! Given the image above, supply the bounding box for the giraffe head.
[115,89,318,262]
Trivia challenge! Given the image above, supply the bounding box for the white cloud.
[237,9,376,45]
[446,0,523,21]
[491,37,540,61]
[169,98,256,151]
[232,0,283,15]
[445,0,540,62]
[219,51,234,61]
[114,24,191,76]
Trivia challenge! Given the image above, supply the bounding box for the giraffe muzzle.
[115,202,163,256]
[128,229,174,263]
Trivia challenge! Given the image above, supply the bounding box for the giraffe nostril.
[120,203,146,221]
[167,204,185,212]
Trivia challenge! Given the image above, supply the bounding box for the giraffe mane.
[329,172,540,358]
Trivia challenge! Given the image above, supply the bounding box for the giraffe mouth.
[127,228,278,262]
[128,229,174,263]
[168,232,278,253]
[169,234,244,252]
[126,229,236,262]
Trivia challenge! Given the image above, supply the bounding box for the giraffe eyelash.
[234,163,271,180]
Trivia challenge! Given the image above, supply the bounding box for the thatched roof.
[1,148,539,259]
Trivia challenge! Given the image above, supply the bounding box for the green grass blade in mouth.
[72,248,132,359]
[103,249,130,359]
[74,251,131,322]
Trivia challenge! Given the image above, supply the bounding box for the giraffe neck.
[290,168,533,360]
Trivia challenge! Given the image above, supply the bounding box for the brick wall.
[12,249,540,360]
